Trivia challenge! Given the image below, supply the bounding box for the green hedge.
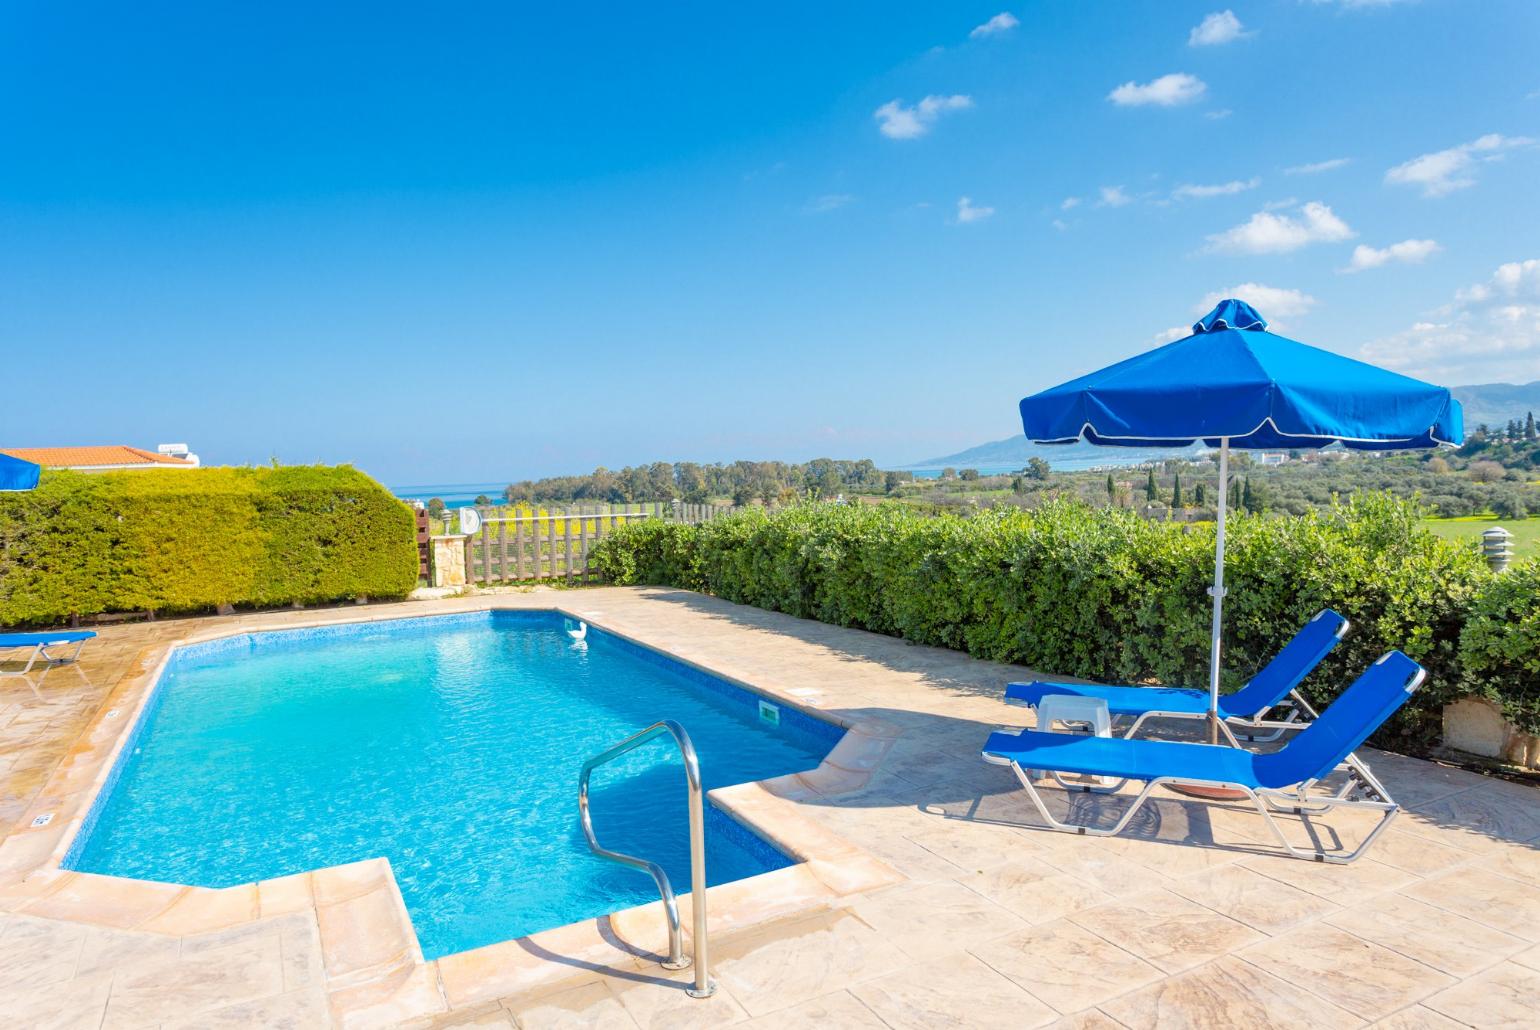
[1460,559,1540,732]
[0,466,418,625]
[590,495,1500,746]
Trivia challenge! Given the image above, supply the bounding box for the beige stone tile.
[1403,790,1540,855]
[1044,849,1173,900]
[1326,893,1527,977]
[1423,960,1540,1028]
[1047,1011,1128,1030]
[160,986,331,1030]
[709,909,906,1015]
[433,1002,518,1027]
[738,990,885,1029]
[850,879,1026,963]
[0,968,112,1030]
[903,819,1042,874]
[0,914,87,988]
[1476,839,1540,887]
[331,961,448,1028]
[1365,830,1474,878]
[1401,867,1540,941]
[1101,955,1361,1028]
[139,883,260,935]
[1167,863,1339,934]
[850,951,1057,1029]
[608,967,750,1030]
[316,883,418,983]
[1516,942,1540,972]
[102,933,286,1027]
[1071,889,1265,973]
[1369,1004,1470,1029]
[506,980,635,1029]
[75,923,181,978]
[1239,854,1414,907]
[971,920,1161,1014]
[959,859,1114,926]
[1241,924,1453,1020]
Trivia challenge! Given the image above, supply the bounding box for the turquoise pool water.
[66,611,839,959]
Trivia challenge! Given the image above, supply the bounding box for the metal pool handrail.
[577,719,715,999]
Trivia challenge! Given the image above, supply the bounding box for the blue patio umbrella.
[1019,298,1463,733]
[0,452,41,492]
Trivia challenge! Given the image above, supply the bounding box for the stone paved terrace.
[4,587,1540,1029]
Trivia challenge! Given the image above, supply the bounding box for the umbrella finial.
[1194,298,1266,334]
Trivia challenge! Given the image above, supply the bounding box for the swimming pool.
[65,611,840,959]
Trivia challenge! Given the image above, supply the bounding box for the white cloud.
[1385,134,1535,197]
[970,12,1019,38]
[1107,73,1207,108]
[1204,201,1354,254]
[1341,238,1441,273]
[1189,11,1249,47]
[1204,108,1234,121]
[803,194,854,214]
[955,196,995,224]
[1097,185,1132,207]
[1196,284,1318,321]
[873,94,974,140]
[1051,218,1069,232]
[1362,259,1540,382]
[1172,177,1260,200]
[1153,326,1191,344]
[1060,196,1082,210]
[1284,157,1351,175]
[1262,196,1299,210]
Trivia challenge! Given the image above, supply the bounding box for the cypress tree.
[1146,468,1158,502]
[1242,477,1256,512]
[1106,472,1116,501]
[1171,471,1183,508]
[1194,482,1206,506]
[1527,411,1536,440]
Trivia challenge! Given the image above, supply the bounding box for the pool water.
[66,611,839,959]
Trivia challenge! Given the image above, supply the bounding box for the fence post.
[498,519,508,583]
[547,514,557,579]
[578,508,590,583]
[480,517,492,586]
[565,508,575,586]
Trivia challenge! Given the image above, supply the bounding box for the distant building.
[0,443,200,472]
[1257,452,1289,466]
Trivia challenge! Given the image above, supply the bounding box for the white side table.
[1031,694,1113,784]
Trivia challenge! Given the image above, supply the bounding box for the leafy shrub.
[590,494,1494,747]
[0,466,417,625]
[1460,559,1540,732]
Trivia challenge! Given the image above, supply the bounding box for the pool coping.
[0,598,905,1028]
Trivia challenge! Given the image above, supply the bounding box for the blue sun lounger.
[1006,609,1349,744]
[983,650,1423,863]
[0,630,96,681]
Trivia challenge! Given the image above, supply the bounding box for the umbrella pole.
[1207,438,1230,745]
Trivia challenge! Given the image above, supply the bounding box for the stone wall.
[430,535,467,588]
[1443,697,1540,769]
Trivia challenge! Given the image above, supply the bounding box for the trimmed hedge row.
[589,495,1528,746]
[0,467,419,625]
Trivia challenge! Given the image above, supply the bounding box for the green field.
[1424,515,1540,561]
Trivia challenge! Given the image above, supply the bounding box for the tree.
[960,468,980,481]
[1470,460,1507,484]
[883,470,905,495]
[1106,473,1116,501]
[1492,490,1529,520]
[1527,411,1537,440]
[1194,482,1206,506]
[1228,476,1241,510]
[1026,457,1051,481]
[1427,456,1451,475]
[1241,477,1255,513]
[941,467,957,480]
[474,494,491,506]
[1011,476,1027,495]
[427,497,446,518]
[1170,471,1183,509]
[1145,469,1158,503]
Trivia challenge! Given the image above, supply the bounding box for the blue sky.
[4,1,1539,484]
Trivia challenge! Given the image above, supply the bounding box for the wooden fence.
[461,502,743,586]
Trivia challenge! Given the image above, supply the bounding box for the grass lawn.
[1424,515,1540,561]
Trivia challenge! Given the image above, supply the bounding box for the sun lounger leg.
[1010,762,1159,837]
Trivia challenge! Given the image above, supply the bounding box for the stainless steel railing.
[577,720,714,999]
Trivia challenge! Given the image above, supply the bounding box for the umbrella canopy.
[0,452,41,491]
[1018,298,1462,740]
[1021,299,1462,450]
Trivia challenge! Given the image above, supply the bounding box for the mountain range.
[909,381,1540,470]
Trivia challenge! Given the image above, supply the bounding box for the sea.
[392,483,510,507]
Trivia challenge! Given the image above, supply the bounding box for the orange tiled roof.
[0,446,193,468]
